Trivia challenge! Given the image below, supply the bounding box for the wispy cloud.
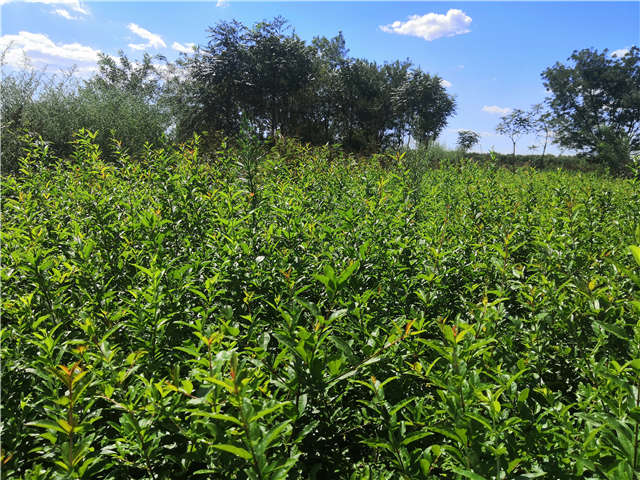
[611,47,630,58]
[128,23,166,51]
[440,79,452,88]
[380,9,472,41]
[216,0,229,6]
[172,41,196,54]
[0,31,100,68]
[53,8,79,20]
[0,0,89,15]
[482,105,511,115]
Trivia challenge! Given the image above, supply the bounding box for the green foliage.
[2,132,640,478]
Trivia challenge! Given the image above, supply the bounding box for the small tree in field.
[496,109,532,158]
[456,130,480,153]
[529,103,554,163]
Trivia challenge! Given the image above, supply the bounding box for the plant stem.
[633,376,640,470]
[234,378,264,480]
[68,375,75,471]
[129,413,157,480]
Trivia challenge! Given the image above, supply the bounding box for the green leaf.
[337,260,360,286]
[133,263,154,278]
[56,418,74,434]
[249,402,290,423]
[330,336,356,363]
[441,325,455,344]
[328,309,348,323]
[27,420,66,434]
[507,457,523,473]
[192,411,243,426]
[259,420,292,451]
[298,394,308,415]
[210,444,252,460]
[630,245,640,267]
[389,397,414,416]
[593,320,628,340]
[401,431,431,446]
[518,388,530,403]
[466,412,492,431]
[428,427,462,444]
[181,379,194,395]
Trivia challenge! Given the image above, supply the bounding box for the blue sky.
[1,1,638,154]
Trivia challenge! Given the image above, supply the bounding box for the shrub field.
[2,132,640,479]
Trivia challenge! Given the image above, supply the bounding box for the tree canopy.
[542,46,640,171]
[183,17,456,152]
[456,130,480,152]
[495,109,532,158]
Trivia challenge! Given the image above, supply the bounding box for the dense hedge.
[466,152,603,172]
[2,133,640,479]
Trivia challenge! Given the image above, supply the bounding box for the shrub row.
[2,133,640,479]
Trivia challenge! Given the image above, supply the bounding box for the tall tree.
[542,47,640,171]
[404,70,456,147]
[88,51,163,101]
[246,18,315,137]
[382,60,413,149]
[187,17,314,139]
[295,32,349,144]
[336,58,388,151]
[190,19,251,136]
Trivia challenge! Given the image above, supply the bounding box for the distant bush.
[384,145,600,174]
[468,151,591,170]
[1,55,170,173]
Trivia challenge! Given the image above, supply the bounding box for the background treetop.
[542,46,640,172]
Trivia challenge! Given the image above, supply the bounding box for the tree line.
[1,17,455,172]
[1,17,638,173]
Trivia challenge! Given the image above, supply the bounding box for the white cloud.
[380,9,472,41]
[53,8,78,20]
[172,41,196,54]
[611,47,630,58]
[440,78,452,88]
[0,31,100,68]
[127,23,166,51]
[1,0,88,15]
[482,105,512,115]
[216,0,229,7]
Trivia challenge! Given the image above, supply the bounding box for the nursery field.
[2,132,640,479]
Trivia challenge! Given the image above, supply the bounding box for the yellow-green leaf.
[56,418,74,434]
[630,245,640,267]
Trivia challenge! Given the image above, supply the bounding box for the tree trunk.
[541,132,548,163]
